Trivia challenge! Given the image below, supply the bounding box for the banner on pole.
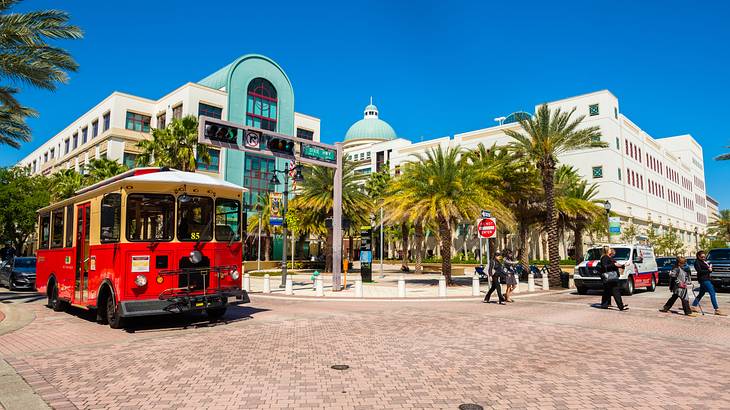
[269,192,283,226]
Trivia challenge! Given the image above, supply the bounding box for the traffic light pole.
[332,142,344,291]
[280,171,289,288]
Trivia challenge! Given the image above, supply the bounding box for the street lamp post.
[270,164,304,288]
[604,200,612,244]
[694,226,699,252]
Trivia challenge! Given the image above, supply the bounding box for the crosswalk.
[0,290,45,304]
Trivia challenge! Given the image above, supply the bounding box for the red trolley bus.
[36,168,248,328]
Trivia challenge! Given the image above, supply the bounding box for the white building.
[343,90,710,258]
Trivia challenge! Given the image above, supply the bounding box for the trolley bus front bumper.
[119,289,249,317]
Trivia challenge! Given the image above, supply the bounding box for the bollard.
[263,274,271,294]
[514,277,521,294]
[542,272,549,291]
[472,275,480,297]
[316,276,324,296]
[398,276,406,298]
[355,279,363,298]
[243,273,250,292]
[285,275,293,295]
[568,275,575,290]
[527,272,535,292]
[438,275,447,297]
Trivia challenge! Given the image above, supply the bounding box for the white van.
[573,244,658,295]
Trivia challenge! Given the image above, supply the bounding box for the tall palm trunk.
[264,235,271,261]
[414,222,424,274]
[573,226,585,263]
[517,220,529,271]
[438,216,453,284]
[541,166,561,287]
[401,222,409,271]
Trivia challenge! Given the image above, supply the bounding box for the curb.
[249,288,574,303]
[0,302,36,337]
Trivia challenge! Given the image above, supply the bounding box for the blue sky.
[2,0,729,207]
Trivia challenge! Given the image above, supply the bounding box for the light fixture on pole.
[603,200,612,244]
[494,116,507,126]
[694,226,699,252]
[269,164,305,288]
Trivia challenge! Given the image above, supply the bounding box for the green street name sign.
[301,143,336,163]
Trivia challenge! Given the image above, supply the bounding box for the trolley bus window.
[215,198,241,241]
[39,213,50,249]
[51,208,64,248]
[178,195,213,241]
[100,193,121,243]
[126,194,174,242]
[65,205,74,247]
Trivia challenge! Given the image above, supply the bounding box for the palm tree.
[554,165,604,262]
[385,146,512,284]
[505,104,604,286]
[84,158,128,184]
[0,1,82,148]
[136,115,209,171]
[708,209,730,243]
[246,194,279,261]
[50,168,84,200]
[290,162,371,272]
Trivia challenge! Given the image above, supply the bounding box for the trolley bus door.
[75,203,91,304]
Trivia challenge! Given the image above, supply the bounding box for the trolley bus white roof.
[125,170,247,191]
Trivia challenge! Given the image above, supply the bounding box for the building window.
[81,127,88,144]
[172,104,183,119]
[592,166,603,178]
[64,139,70,154]
[39,213,50,249]
[50,148,55,159]
[103,112,110,131]
[72,133,78,150]
[157,112,166,129]
[615,137,619,150]
[591,135,601,143]
[123,153,137,169]
[44,152,48,162]
[198,103,222,119]
[366,152,371,159]
[125,112,151,132]
[617,168,621,181]
[196,149,220,172]
[243,154,276,209]
[614,107,618,119]
[246,78,278,131]
[589,104,599,116]
[92,120,98,138]
[296,128,314,140]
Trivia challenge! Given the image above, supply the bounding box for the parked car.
[685,258,697,280]
[0,257,36,290]
[656,257,694,285]
[707,248,730,288]
[573,244,658,295]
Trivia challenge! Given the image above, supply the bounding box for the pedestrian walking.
[599,246,628,311]
[503,250,519,302]
[692,250,726,316]
[483,251,506,304]
[660,256,697,316]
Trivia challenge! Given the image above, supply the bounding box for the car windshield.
[656,257,676,267]
[14,258,36,268]
[177,195,214,241]
[585,248,630,261]
[707,249,730,260]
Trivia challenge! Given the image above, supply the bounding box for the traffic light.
[266,136,295,157]
[204,122,238,145]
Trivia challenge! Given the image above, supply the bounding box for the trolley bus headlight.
[189,250,203,264]
[134,274,148,287]
[231,268,240,281]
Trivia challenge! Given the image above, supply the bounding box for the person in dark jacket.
[660,256,697,316]
[600,246,628,311]
[483,251,506,304]
[0,241,15,262]
[692,250,726,316]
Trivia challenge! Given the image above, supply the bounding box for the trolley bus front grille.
[157,264,238,299]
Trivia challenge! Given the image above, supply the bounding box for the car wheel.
[48,283,66,312]
[206,306,227,322]
[8,275,16,291]
[624,276,635,296]
[647,276,656,292]
[106,295,124,329]
[576,286,588,295]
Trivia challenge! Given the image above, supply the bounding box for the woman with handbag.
[660,256,697,316]
[600,247,628,311]
[503,250,519,302]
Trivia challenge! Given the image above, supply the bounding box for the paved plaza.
[1,285,730,409]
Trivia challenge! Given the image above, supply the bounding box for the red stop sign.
[478,218,497,238]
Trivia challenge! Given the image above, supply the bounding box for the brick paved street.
[2,287,730,409]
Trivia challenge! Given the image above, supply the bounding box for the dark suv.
[707,248,730,288]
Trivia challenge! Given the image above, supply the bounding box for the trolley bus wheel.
[206,306,227,322]
[48,282,66,312]
[106,295,125,329]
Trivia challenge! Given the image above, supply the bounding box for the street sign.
[477,217,497,238]
[609,216,621,234]
[481,210,491,219]
[301,143,336,164]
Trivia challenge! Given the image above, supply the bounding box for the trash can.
[560,271,569,288]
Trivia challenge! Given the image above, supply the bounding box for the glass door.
[75,203,91,303]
